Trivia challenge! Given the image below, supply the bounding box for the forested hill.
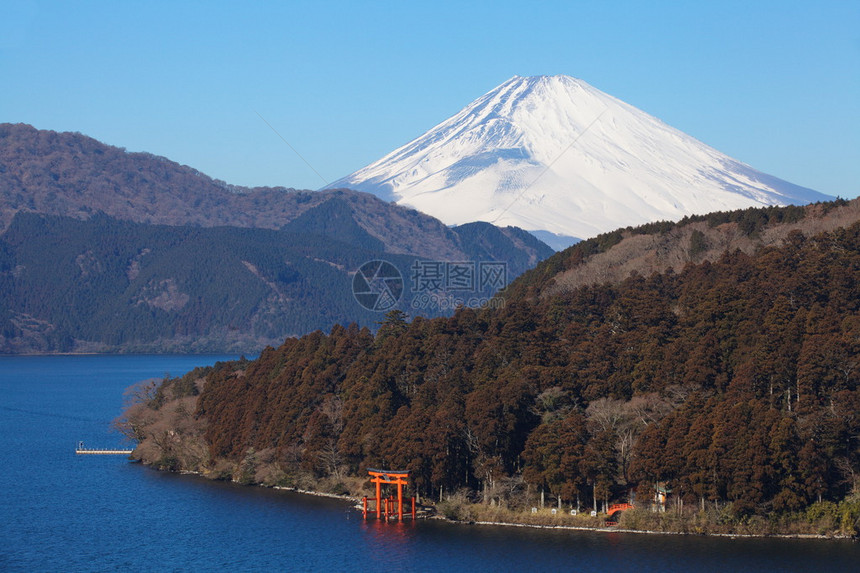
[508,197,859,300]
[127,201,860,526]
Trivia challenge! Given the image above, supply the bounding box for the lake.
[1,355,856,571]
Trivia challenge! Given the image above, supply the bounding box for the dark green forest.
[0,210,549,353]
[0,212,416,352]
[136,217,860,528]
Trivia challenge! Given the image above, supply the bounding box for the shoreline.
[171,466,852,541]
[464,518,853,541]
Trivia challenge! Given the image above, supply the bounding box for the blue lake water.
[1,355,857,572]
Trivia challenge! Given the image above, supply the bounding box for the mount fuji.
[328,75,832,249]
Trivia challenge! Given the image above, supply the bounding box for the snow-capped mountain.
[328,75,831,249]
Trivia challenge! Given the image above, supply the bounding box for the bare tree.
[586,393,675,484]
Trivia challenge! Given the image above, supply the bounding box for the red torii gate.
[365,468,414,521]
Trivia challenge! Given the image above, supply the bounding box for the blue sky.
[2,1,858,198]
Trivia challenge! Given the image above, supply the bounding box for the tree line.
[181,222,860,520]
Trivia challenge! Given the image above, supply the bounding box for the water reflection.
[360,519,418,567]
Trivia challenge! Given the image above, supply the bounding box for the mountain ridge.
[0,122,550,263]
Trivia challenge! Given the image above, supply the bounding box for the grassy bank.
[435,493,860,538]
[157,448,860,539]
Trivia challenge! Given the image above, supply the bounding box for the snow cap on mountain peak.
[328,75,830,248]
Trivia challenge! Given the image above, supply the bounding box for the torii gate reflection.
[364,468,415,522]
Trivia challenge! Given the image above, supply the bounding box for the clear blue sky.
[2,1,858,198]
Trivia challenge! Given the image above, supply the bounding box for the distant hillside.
[0,213,382,353]
[507,198,860,300]
[0,208,550,354]
[0,123,301,230]
[0,123,551,263]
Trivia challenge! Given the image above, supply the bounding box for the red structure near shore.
[363,469,415,522]
[606,502,635,525]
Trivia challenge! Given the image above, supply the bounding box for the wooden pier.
[75,441,133,455]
